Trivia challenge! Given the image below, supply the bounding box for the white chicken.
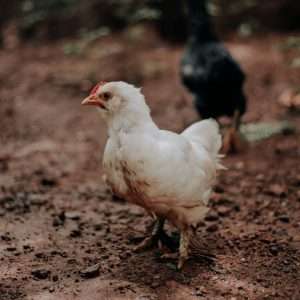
[82,81,224,269]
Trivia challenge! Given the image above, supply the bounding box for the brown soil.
[0,27,300,300]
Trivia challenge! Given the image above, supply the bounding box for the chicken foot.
[222,109,246,154]
[133,218,165,252]
[160,227,192,269]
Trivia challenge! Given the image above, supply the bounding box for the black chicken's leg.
[133,218,165,252]
[222,109,246,154]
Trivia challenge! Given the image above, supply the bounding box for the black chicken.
[181,0,247,153]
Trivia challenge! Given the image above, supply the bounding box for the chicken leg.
[160,227,192,269]
[222,109,246,154]
[177,227,192,269]
[133,217,165,252]
[160,228,216,269]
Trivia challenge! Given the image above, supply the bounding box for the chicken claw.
[133,218,165,252]
[160,252,178,260]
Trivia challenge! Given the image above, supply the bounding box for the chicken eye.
[102,92,111,101]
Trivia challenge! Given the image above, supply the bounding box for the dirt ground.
[0,27,300,300]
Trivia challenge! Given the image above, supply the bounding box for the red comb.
[89,81,107,96]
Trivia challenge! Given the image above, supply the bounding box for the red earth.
[0,26,300,299]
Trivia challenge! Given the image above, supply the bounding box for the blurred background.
[1,0,300,127]
[0,1,300,300]
[2,0,300,41]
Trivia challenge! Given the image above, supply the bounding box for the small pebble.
[65,211,81,220]
[277,215,290,223]
[6,247,17,252]
[32,269,50,280]
[70,229,81,237]
[205,212,219,221]
[269,245,279,256]
[80,263,100,279]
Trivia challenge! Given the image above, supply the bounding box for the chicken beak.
[81,95,103,107]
